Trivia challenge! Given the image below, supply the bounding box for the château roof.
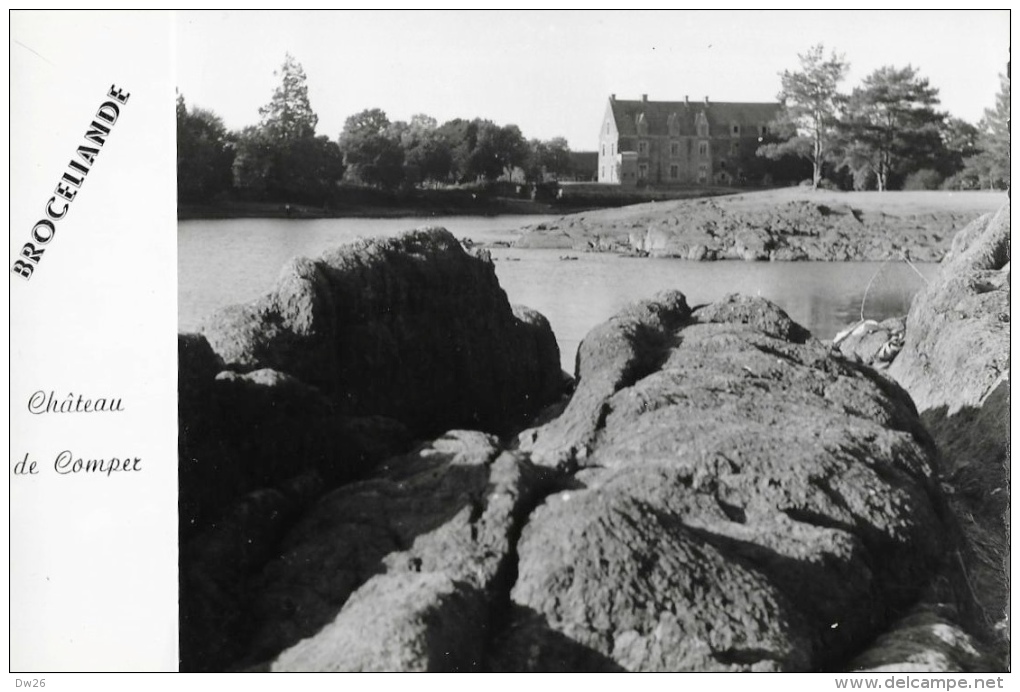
[608,97,781,137]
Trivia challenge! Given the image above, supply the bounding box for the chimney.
[684,95,690,107]
[641,93,648,103]
[704,96,710,106]
[610,93,616,102]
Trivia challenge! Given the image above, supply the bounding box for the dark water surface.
[179,217,937,372]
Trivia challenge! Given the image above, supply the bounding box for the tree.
[231,55,343,203]
[435,118,534,183]
[339,108,405,190]
[835,65,945,191]
[395,114,453,186]
[233,125,344,204]
[437,118,480,182]
[470,121,528,181]
[524,139,548,182]
[938,117,981,174]
[176,93,235,203]
[524,137,573,182]
[757,44,849,189]
[963,73,1010,189]
[271,135,345,202]
[259,53,318,141]
[230,125,274,197]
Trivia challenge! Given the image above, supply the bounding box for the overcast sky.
[175,10,1010,151]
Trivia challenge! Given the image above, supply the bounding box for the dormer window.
[731,124,740,136]
[636,113,649,136]
[695,112,709,137]
[667,112,681,137]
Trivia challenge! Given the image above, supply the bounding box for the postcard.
[8,9,1011,679]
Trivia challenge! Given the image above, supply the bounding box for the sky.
[175,10,1010,151]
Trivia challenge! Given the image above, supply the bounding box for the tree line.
[758,45,1010,191]
[177,54,578,205]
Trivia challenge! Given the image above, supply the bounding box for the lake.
[179,216,938,373]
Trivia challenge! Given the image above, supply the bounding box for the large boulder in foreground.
[887,202,1010,666]
[195,293,953,672]
[200,228,563,435]
[504,293,945,671]
[888,203,1010,414]
[180,229,562,672]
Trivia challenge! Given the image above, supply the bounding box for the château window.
[760,125,768,137]
[638,140,648,156]
[602,144,606,156]
[731,124,740,136]
[670,141,680,157]
[638,164,648,179]
[698,165,708,184]
[669,164,679,180]
[731,140,740,155]
[699,141,709,158]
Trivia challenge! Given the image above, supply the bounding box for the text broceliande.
[11,84,131,280]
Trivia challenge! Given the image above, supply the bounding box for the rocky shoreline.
[179,204,1009,671]
[514,188,1004,263]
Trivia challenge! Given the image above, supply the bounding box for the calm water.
[179,216,937,373]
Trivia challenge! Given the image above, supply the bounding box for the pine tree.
[757,44,849,189]
[964,73,1010,189]
[259,53,318,142]
[834,65,945,191]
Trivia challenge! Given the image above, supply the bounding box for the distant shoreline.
[177,198,568,221]
[177,185,742,221]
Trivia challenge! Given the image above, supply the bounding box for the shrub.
[941,172,981,191]
[903,168,944,191]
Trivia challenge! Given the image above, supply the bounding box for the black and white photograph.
[10,8,1013,681]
